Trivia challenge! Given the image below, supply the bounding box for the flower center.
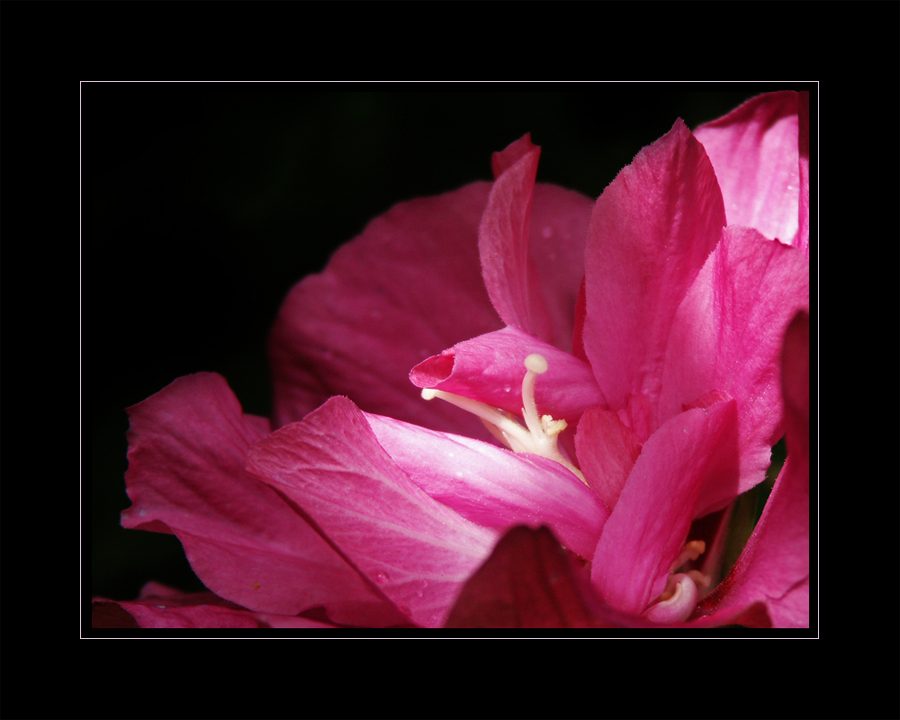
[643,540,712,623]
[421,353,589,486]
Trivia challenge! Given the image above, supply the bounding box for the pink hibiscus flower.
[94,92,810,629]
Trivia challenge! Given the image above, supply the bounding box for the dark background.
[87,84,805,604]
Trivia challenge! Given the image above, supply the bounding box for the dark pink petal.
[591,399,739,617]
[366,413,608,561]
[92,583,337,629]
[444,526,601,628]
[659,227,810,511]
[583,119,726,429]
[122,373,403,626]
[246,396,498,629]
[268,183,503,437]
[410,326,606,421]
[491,133,536,178]
[574,407,642,512]
[694,91,802,247]
[699,312,810,627]
[480,134,592,350]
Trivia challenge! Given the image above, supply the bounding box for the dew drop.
[375,572,390,585]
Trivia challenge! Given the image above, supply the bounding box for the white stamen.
[420,354,589,486]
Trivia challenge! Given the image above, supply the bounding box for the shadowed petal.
[92,583,338,629]
[121,373,403,626]
[268,183,503,438]
[445,526,601,628]
[246,396,498,629]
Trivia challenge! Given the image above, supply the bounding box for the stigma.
[421,353,589,486]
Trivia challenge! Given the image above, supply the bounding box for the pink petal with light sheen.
[246,396,498,629]
[121,373,403,627]
[574,407,642,513]
[365,413,608,561]
[660,227,810,511]
[268,183,503,439]
[410,326,606,421]
[480,135,593,350]
[583,119,726,427]
[797,91,810,260]
[694,91,801,247]
[698,312,810,627]
[591,399,739,617]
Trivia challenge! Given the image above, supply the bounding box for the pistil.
[643,540,712,623]
[421,353,589,486]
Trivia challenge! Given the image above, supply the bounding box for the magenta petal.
[479,135,553,342]
[583,119,726,425]
[797,91,810,260]
[480,135,592,350]
[268,182,503,436]
[366,413,608,561]
[591,400,739,617]
[246,396,498,629]
[121,373,400,626]
[700,312,810,628]
[660,226,810,503]
[410,326,606,421]
[694,91,802,247]
[575,407,642,512]
[93,583,337,629]
[444,526,601,628]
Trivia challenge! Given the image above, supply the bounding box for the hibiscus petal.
[660,226,810,508]
[444,526,599,628]
[268,183,503,437]
[583,119,726,429]
[694,91,801,246]
[480,134,592,350]
[246,396,498,629]
[92,583,338,629]
[574,407,642,513]
[698,311,810,628]
[797,91,810,260]
[365,413,608,561]
[479,134,552,342]
[591,399,739,617]
[122,373,403,626]
[409,325,606,421]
